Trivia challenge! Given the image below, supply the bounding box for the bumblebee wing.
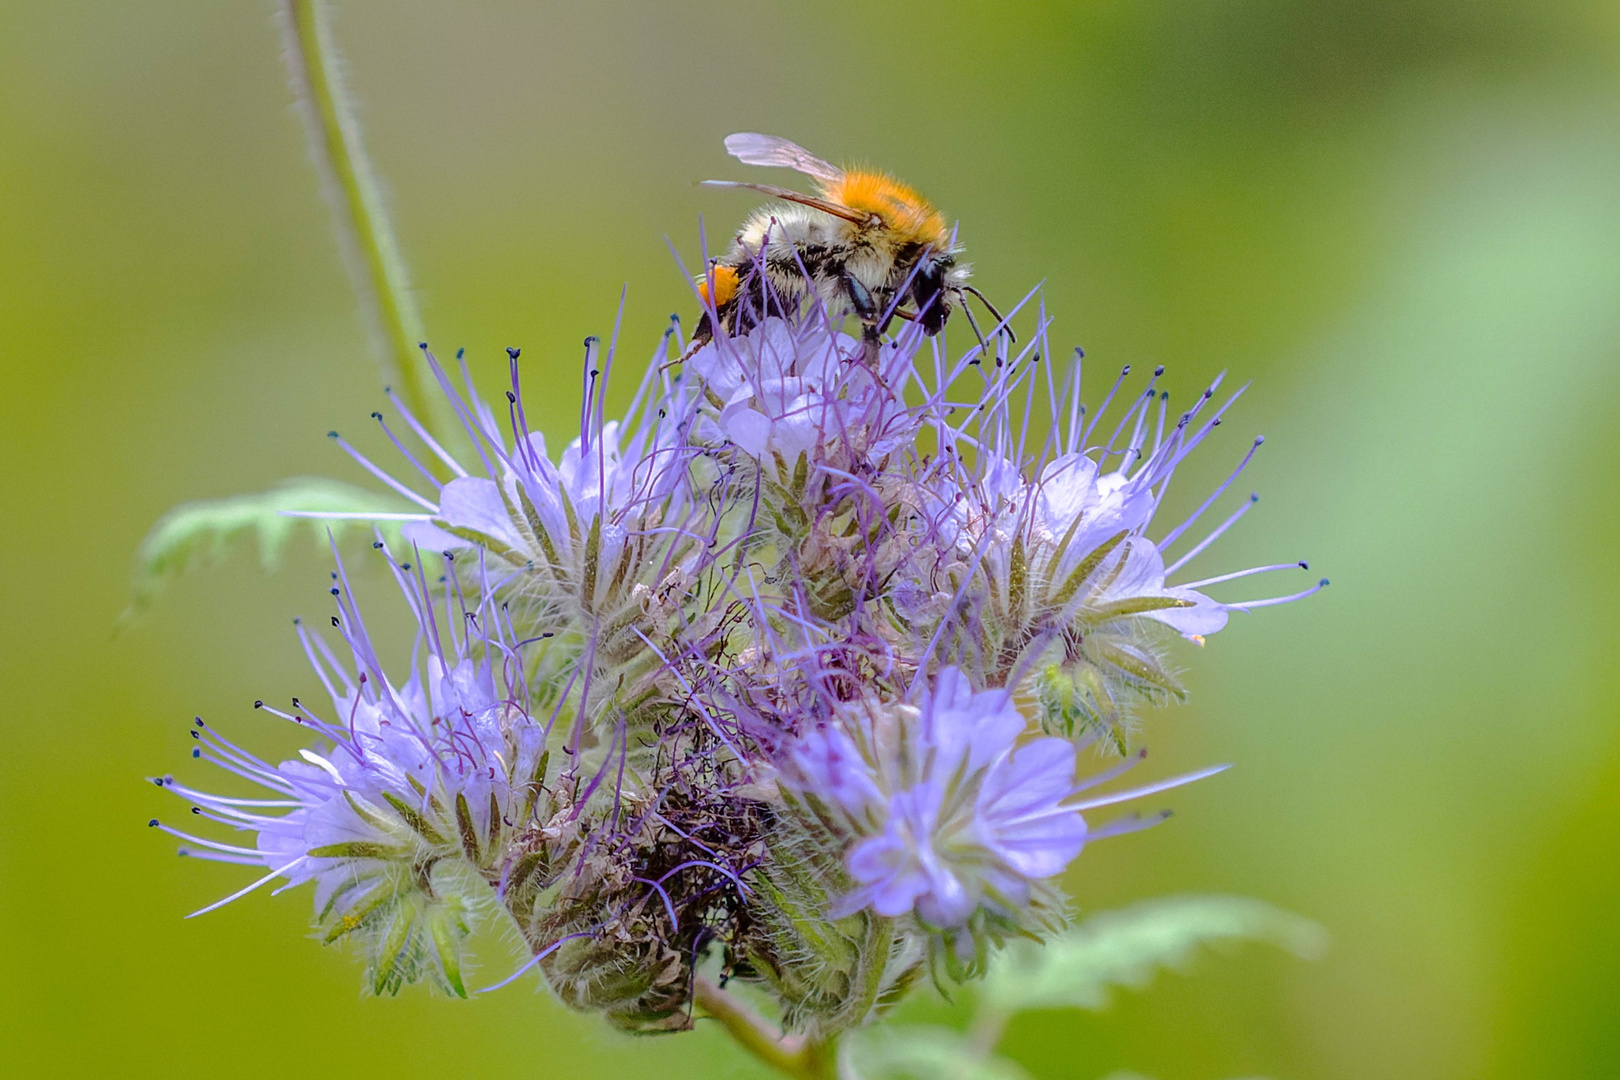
[723,134,843,183]
[701,180,871,225]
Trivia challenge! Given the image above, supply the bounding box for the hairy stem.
[278,0,446,438]
[956,1006,1011,1079]
[694,976,838,1079]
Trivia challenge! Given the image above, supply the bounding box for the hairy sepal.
[736,802,923,1038]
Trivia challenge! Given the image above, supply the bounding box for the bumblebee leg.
[661,335,707,371]
[873,295,908,337]
[841,272,888,366]
[843,272,879,322]
[666,299,733,370]
[858,324,882,368]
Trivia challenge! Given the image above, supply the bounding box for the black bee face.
[910,253,955,336]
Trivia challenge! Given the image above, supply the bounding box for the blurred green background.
[3,1,1618,1077]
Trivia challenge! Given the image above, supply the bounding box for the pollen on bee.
[697,264,739,308]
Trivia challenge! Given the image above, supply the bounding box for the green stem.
[694,976,838,1079]
[278,0,446,439]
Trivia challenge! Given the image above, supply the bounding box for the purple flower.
[151,287,1317,1023]
[781,668,1218,930]
[1026,452,1228,637]
[151,554,546,996]
[903,350,1327,744]
[684,316,921,468]
[402,418,654,573]
[303,342,703,623]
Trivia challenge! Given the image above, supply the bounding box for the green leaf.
[124,476,415,621]
[982,895,1328,1014]
[842,1025,1032,1080]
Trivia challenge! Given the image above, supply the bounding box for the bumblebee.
[691,133,1005,347]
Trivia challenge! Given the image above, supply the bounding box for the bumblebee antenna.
[961,285,1017,344]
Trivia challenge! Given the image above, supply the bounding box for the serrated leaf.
[841,1025,1031,1080]
[124,477,415,621]
[983,895,1327,1014]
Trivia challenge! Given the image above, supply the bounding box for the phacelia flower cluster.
[151,275,1321,1037]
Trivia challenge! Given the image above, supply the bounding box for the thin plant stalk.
[278,0,447,440]
[694,977,838,1079]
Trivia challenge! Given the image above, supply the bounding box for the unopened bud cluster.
[153,292,1320,1036]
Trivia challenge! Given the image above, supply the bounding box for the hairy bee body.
[694,135,978,344]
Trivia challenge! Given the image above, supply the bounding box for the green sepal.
[520,749,551,823]
[382,791,448,846]
[486,790,504,855]
[322,880,393,943]
[580,514,602,609]
[308,840,411,860]
[454,792,481,865]
[504,849,550,903]
[438,522,524,566]
[515,483,566,576]
[426,905,469,999]
[1094,640,1186,698]
[344,790,402,835]
[1049,530,1127,606]
[1085,595,1195,622]
[1007,532,1028,621]
[370,904,417,996]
